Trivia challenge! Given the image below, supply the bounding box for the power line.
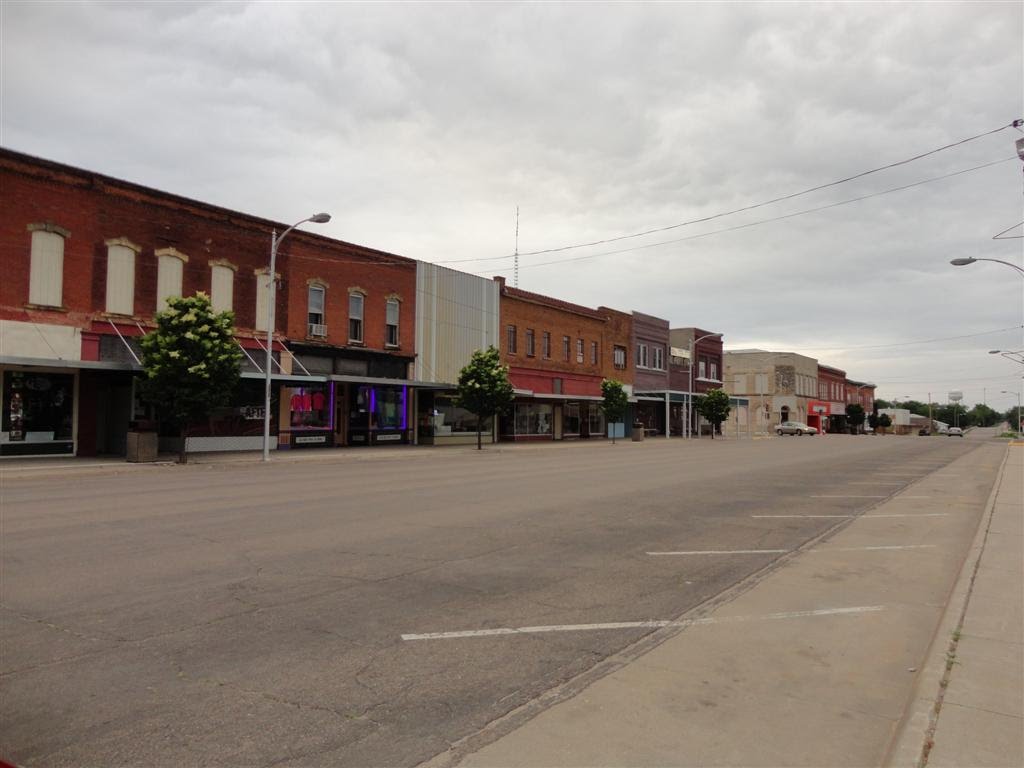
[436,119,1020,264]
[517,157,1015,270]
[738,325,1024,355]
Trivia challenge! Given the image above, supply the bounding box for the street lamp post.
[688,332,723,439]
[950,257,1024,276]
[1002,390,1023,433]
[989,349,1024,365]
[263,213,332,462]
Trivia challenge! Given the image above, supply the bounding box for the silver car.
[776,421,818,436]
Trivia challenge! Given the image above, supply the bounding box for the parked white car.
[776,421,818,436]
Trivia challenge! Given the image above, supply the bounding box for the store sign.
[376,433,401,441]
[295,435,326,444]
[241,406,265,420]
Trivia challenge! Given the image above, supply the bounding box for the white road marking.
[649,543,938,558]
[863,513,947,518]
[647,549,789,556]
[811,544,936,552]
[809,495,888,498]
[753,514,853,518]
[401,605,886,641]
[848,482,903,485]
[752,513,947,519]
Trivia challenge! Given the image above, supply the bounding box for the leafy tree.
[1004,405,1022,432]
[454,346,514,450]
[600,379,629,444]
[846,403,865,434]
[967,403,1000,428]
[696,388,731,440]
[877,412,892,435]
[140,293,242,463]
[868,412,880,433]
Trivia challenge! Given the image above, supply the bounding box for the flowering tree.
[454,346,514,450]
[140,293,242,463]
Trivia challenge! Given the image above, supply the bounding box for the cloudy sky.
[3,1,1022,409]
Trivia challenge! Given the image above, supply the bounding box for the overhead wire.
[433,156,1015,270]
[520,157,1016,270]
[435,119,1021,264]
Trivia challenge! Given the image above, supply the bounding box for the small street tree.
[696,388,731,439]
[867,413,880,434]
[877,413,892,435]
[600,379,629,444]
[140,293,242,464]
[454,346,514,450]
[846,403,865,434]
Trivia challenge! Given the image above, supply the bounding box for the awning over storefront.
[1,355,139,371]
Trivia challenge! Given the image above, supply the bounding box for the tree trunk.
[178,423,188,464]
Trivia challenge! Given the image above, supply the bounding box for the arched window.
[348,290,365,343]
[28,225,68,307]
[155,248,188,311]
[105,238,140,315]
[385,297,400,347]
[210,262,236,314]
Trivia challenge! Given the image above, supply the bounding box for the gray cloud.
[2,0,1021,408]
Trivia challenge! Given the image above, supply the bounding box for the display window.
[2,370,75,454]
[513,403,553,436]
[418,393,491,436]
[284,384,330,430]
[348,384,409,444]
[587,408,605,436]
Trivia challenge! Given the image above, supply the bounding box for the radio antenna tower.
[513,206,520,287]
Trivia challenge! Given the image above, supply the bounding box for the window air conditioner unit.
[576,353,584,363]
[308,323,327,337]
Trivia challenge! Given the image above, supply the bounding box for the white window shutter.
[255,273,272,331]
[105,245,135,315]
[156,255,184,310]
[210,265,234,313]
[29,230,64,307]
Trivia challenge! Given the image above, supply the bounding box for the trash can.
[126,422,159,462]
[632,422,645,442]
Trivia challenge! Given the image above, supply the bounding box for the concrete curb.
[883,444,1010,768]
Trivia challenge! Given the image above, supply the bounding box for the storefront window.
[350,385,407,434]
[2,371,74,453]
[284,384,330,430]
[588,408,605,436]
[513,403,552,436]
[420,393,491,436]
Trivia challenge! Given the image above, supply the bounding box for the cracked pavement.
[0,436,989,767]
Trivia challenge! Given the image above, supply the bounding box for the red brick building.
[0,148,416,456]
[497,278,631,440]
[810,364,847,433]
[845,378,876,431]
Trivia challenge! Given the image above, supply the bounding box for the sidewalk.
[420,443,1020,768]
[888,444,1023,767]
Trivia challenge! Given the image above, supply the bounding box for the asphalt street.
[0,434,998,767]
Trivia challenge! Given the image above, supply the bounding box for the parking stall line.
[647,549,789,556]
[752,513,947,519]
[401,605,887,641]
